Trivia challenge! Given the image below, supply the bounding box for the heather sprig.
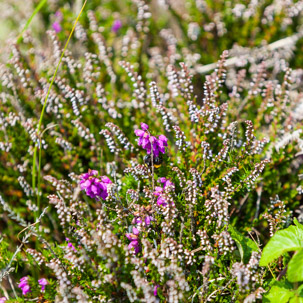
[134,122,168,157]
[79,170,112,200]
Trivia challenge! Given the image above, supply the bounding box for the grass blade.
[32,0,87,218]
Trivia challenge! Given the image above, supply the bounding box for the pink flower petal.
[140,123,149,131]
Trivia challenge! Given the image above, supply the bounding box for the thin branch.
[205,278,234,302]
[254,183,263,219]
[195,32,302,74]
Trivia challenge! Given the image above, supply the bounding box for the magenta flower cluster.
[38,278,48,291]
[128,205,155,254]
[135,123,168,157]
[132,215,154,227]
[154,177,175,207]
[66,238,77,252]
[112,19,122,33]
[126,227,140,254]
[18,277,30,295]
[154,284,160,296]
[0,297,6,302]
[18,276,48,295]
[80,170,112,200]
[52,11,63,33]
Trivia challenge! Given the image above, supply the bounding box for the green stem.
[17,0,47,44]
[37,144,42,213]
[32,0,88,219]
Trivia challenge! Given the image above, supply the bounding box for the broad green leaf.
[298,284,303,297]
[260,225,303,266]
[289,297,303,303]
[294,218,303,231]
[228,225,258,263]
[287,249,303,282]
[263,282,294,303]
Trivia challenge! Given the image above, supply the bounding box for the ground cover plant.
[1,0,303,302]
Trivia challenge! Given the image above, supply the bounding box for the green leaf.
[260,225,303,266]
[228,225,258,263]
[16,0,47,44]
[287,249,303,282]
[289,297,303,303]
[297,284,303,297]
[294,218,303,231]
[263,281,294,303]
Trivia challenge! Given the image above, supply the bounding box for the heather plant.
[0,0,303,302]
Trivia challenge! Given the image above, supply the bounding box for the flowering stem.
[179,216,184,243]
[148,132,155,193]
[151,149,155,193]
[37,142,42,213]
[8,275,18,299]
[189,204,196,240]
[254,184,263,219]
[248,231,276,280]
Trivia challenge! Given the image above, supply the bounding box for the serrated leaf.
[228,225,258,263]
[263,281,294,303]
[260,225,303,266]
[287,249,303,282]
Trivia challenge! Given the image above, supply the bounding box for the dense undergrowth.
[1,0,303,302]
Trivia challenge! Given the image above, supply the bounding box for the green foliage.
[228,225,258,263]
[260,223,303,267]
[263,281,296,303]
[263,282,303,303]
[288,249,303,283]
[261,220,303,302]
[0,0,303,302]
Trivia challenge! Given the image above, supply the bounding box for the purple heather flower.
[112,19,122,33]
[132,215,154,227]
[135,129,151,151]
[154,285,159,296]
[133,227,140,235]
[0,297,7,303]
[66,238,77,252]
[80,170,112,200]
[154,186,163,196]
[156,195,168,207]
[154,186,167,206]
[18,277,28,288]
[145,215,154,226]
[101,176,112,184]
[21,285,30,296]
[132,217,142,225]
[154,135,168,157]
[38,278,48,291]
[159,177,175,189]
[154,178,175,207]
[141,122,149,131]
[151,137,161,157]
[128,241,140,254]
[80,169,98,179]
[55,11,63,21]
[159,177,167,184]
[135,123,168,157]
[52,21,62,33]
[126,227,140,254]
[18,277,30,295]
